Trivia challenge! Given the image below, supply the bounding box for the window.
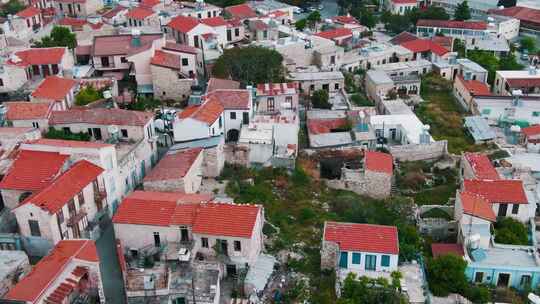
[63,127,71,134]
[310,84,315,91]
[202,237,208,248]
[352,253,361,264]
[521,275,531,286]
[121,129,128,137]
[381,255,390,267]
[481,108,491,115]
[120,57,128,63]
[365,255,376,270]
[32,122,39,129]
[512,204,519,214]
[235,28,239,36]
[78,192,85,206]
[218,116,222,128]
[533,111,540,117]
[57,210,64,224]
[29,220,41,236]
[182,58,189,66]
[0,78,4,87]
[234,240,241,251]
[207,12,211,18]
[267,97,275,111]
[230,112,236,120]
[335,83,339,90]
[77,4,81,11]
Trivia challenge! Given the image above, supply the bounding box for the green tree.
[337,273,405,304]
[497,0,516,7]
[307,11,321,29]
[494,217,528,245]
[520,36,536,53]
[384,14,411,34]
[75,86,103,106]
[295,18,307,31]
[0,0,25,17]
[406,6,449,25]
[311,89,331,109]
[499,53,524,70]
[359,7,376,29]
[34,26,77,49]
[45,128,91,141]
[467,50,500,84]
[427,254,468,296]
[454,1,471,21]
[212,46,285,85]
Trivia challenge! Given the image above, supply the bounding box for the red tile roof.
[463,179,528,204]
[250,19,269,31]
[192,203,261,238]
[324,222,399,254]
[126,7,154,20]
[102,5,127,19]
[58,17,87,27]
[207,77,241,93]
[459,191,496,222]
[92,34,163,56]
[201,16,229,27]
[7,47,66,67]
[225,3,257,19]
[416,19,487,30]
[431,243,464,258]
[163,41,199,54]
[314,28,352,40]
[24,138,113,149]
[4,240,99,303]
[50,108,153,126]
[150,50,181,70]
[364,151,393,175]
[522,125,540,138]
[143,148,203,182]
[256,82,297,96]
[505,78,540,88]
[20,160,103,213]
[333,15,359,25]
[464,152,499,180]
[489,6,540,27]
[457,76,491,96]
[31,76,77,101]
[5,101,53,120]
[113,191,261,239]
[392,0,417,3]
[167,15,200,33]
[0,150,68,191]
[140,0,160,8]
[431,35,453,50]
[205,89,250,110]
[16,6,41,18]
[307,118,347,134]
[401,39,449,56]
[389,31,418,45]
[178,98,223,125]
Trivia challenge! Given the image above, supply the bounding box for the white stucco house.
[173,98,224,142]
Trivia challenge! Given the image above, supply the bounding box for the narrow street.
[96,223,127,304]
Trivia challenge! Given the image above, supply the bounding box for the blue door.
[365,254,376,271]
[339,252,348,268]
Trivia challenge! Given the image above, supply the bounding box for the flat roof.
[464,116,496,141]
[289,70,345,81]
[366,70,393,85]
[309,133,353,148]
[497,69,540,79]
[370,114,433,144]
[457,58,488,73]
[374,59,432,73]
[470,246,540,269]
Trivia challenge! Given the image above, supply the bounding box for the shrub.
[427,254,468,296]
[350,93,373,106]
[494,217,528,245]
[44,128,91,141]
[311,89,331,109]
[75,86,103,106]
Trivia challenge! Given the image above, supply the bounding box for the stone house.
[454,191,495,249]
[224,3,257,21]
[143,148,203,193]
[169,135,225,178]
[53,0,103,18]
[112,191,264,276]
[248,19,279,42]
[462,179,533,222]
[453,75,491,111]
[150,43,199,101]
[493,68,540,96]
[0,150,69,212]
[4,101,54,131]
[0,250,31,298]
[460,152,500,181]
[321,221,399,293]
[200,16,244,46]
[12,6,43,38]
[205,89,253,142]
[255,83,298,114]
[386,0,417,15]
[126,7,160,28]
[173,98,224,142]
[289,69,345,96]
[3,47,74,89]
[177,1,222,19]
[3,239,105,303]
[0,127,41,172]
[166,15,216,48]
[30,76,79,110]
[12,160,107,245]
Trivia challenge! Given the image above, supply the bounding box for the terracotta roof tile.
[192,203,260,238]
[522,125,540,138]
[324,222,399,254]
[401,39,449,56]
[50,108,153,126]
[126,7,154,20]
[58,17,87,27]
[314,28,352,40]
[389,31,418,45]
[332,15,359,24]
[143,148,203,182]
[178,98,223,125]
[92,34,162,56]
[206,77,240,92]
[224,3,257,19]
[167,15,200,33]
[5,101,53,120]
[459,191,496,222]
[431,243,464,258]
[0,150,68,191]
[489,6,540,27]
[7,47,66,66]
[505,78,540,88]
[457,76,491,96]
[464,152,499,180]
[205,89,250,109]
[163,41,198,54]
[4,240,99,303]
[256,82,297,96]
[102,5,127,19]
[416,19,487,30]
[25,138,113,149]
[16,6,41,18]
[463,179,528,204]
[150,50,181,70]
[31,76,77,101]
[307,118,347,134]
[20,160,104,213]
[364,151,393,174]
[201,16,228,27]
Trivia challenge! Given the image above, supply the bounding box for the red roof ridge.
[324,221,399,254]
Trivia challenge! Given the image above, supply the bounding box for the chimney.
[131,29,141,47]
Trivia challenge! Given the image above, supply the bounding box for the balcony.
[67,208,87,227]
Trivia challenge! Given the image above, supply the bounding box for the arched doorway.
[227,129,239,142]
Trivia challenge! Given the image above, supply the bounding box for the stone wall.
[151,65,195,101]
[326,169,392,200]
[223,144,249,167]
[320,240,339,271]
[389,140,447,162]
[202,143,224,178]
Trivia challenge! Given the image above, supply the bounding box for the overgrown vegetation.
[33,26,77,49]
[124,96,161,111]
[350,93,373,106]
[381,7,449,34]
[337,273,405,303]
[416,73,492,154]
[311,89,331,109]
[494,217,529,245]
[75,86,103,106]
[0,0,25,17]
[44,128,91,141]
[222,163,423,303]
[212,46,285,85]
[467,50,523,85]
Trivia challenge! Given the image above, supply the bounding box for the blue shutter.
[352,253,361,264]
[339,252,348,268]
[365,254,376,270]
[381,255,390,267]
